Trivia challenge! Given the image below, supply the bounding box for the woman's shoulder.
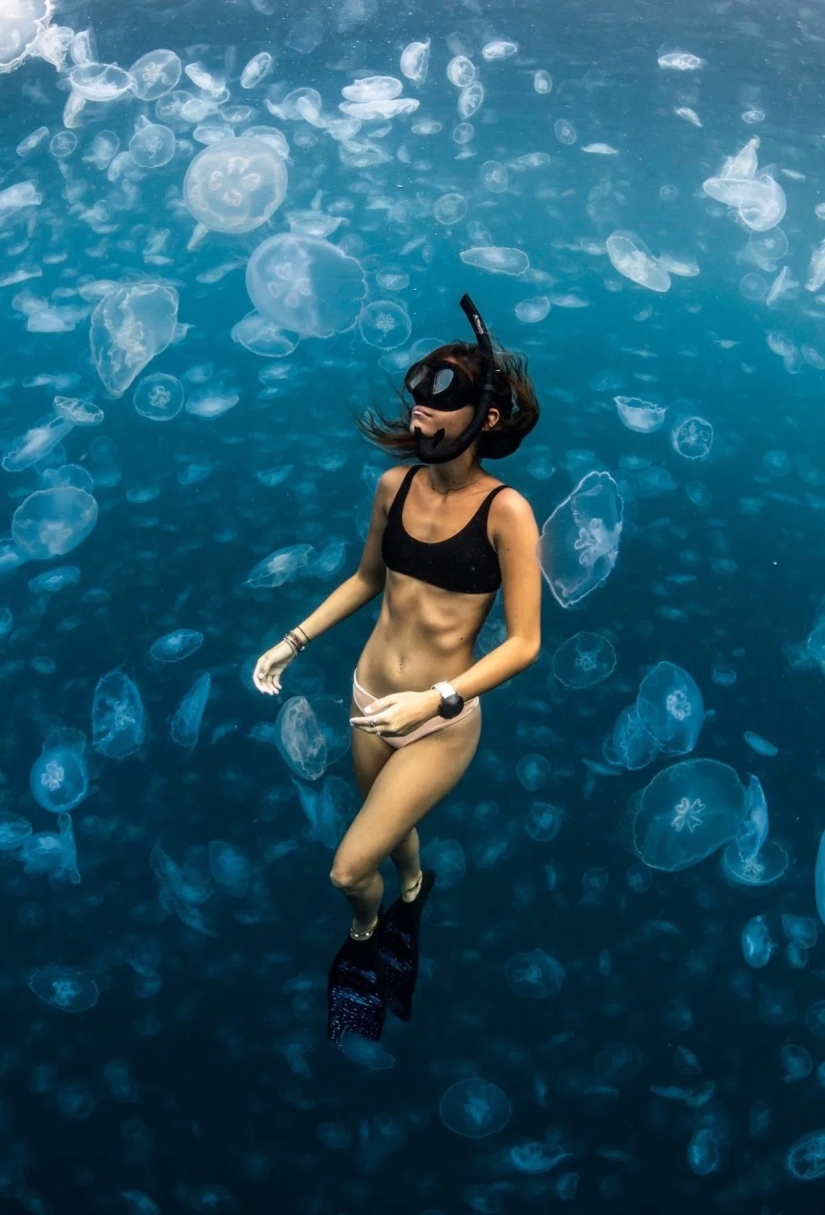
[487,481,539,531]
[378,463,417,492]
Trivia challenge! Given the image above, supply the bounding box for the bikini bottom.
[351,671,479,750]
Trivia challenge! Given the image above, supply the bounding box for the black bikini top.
[381,465,509,594]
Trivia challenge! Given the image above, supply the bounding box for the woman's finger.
[362,694,397,714]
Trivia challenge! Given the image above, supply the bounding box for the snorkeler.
[253,295,542,1047]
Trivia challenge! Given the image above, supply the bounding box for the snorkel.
[412,293,501,465]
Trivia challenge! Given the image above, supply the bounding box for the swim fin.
[378,869,436,1023]
[326,907,387,1048]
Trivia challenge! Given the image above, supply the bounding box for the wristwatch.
[431,681,465,719]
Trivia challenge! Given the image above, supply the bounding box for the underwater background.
[2,0,825,1210]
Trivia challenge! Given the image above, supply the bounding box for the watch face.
[441,693,464,719]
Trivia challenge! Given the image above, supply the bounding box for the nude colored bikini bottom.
[351,671,479,750]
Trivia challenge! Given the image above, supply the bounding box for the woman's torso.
[357,465,508,694]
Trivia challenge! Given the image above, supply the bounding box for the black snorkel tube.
[413,293,500,466]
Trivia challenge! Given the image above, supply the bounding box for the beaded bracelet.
[283,627,309,655]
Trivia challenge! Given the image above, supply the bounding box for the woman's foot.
[400,869,423,902]
[349,912,380,940]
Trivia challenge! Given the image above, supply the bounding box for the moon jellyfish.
[611,706,661,770]
[636,662,703,755]
[2,415,74,473]
[459,246,529,275]
[184,138,287,234]
[688,1128,720,1176]
[149,630,204,663]
[631,758,746,871]
[19,813,79,882]
[744,731,778,756]
[553,632,616,689]
[208,841,249,897]
[231,312,298,358]
[30,746,88,813]
[129,49,181,100]
[525,801,565,843]
[241,51,272,89]
[70,63,135,102]
[133,373,184,421]
[13,488,98,559]
[129,123,175,169]
[274,695,349,781]
[90,284,179,397]
[594,1043,643,1085]
[168,673,211,749]
[515,754,550,792]
[439,1078,512,1139]
[0,0,54,73]
[505,949,565,998]
[433,193,468,225]
[400,39,429,83]
[553,119,577,145]
[742,915,772,968]
[246,544,314,588]
[539,471,623,608]
[781,1045,812,1083]
[92,671,146,759]
[0,812,31,851]
[246,234,367,338]
[614,396,667,433]
[786,1130,825,1180]
[606,231,671,292]
[721,774,788,885]
[29,966,99,1013]
[358,301,411,350]
[671,416,713,460]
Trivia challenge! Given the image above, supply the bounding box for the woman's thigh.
[334,708,482,880]
[349,697,393,799]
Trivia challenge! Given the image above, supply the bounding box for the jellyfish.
[538,471,623,608]
[612,706,662,771]
[632,758,747,871]
[30,746,88,813]
[614,396,667,433]
[149,630,203,663]
[13,487,98,560]
[439,1078,512,1138]
[274,695,349,781]
[246,233,367,337]
[129,123,176,169]
[29,966,99,1012]
[635,661,704,755]
[552,632,617,689]
[2,415,74,472]
[90,284,179,398]
[671,416,713,460]
[129,48,181,100]
[742,916,772,968]
[786,1129,825,1181]
[170,672,211,749]
[721,775,789,886]
[184,138,287,234]
[246,544,315,588]
[92,671,146,759]
[208,841,250,897]
[358,301,412,350]
[504,949,566,998]
[606,230,671,292]
[19,813,80,882]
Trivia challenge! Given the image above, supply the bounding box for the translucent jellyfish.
[29,966,98,1012]
[447,55,475,87]
[70,63,135,101]
[275,695,349,781]
[439,1078,512,1139]
[786,1130,825,1180]
[231,312,298,358]
[30,745,88,813]
[133,373,184,421]
[0,180,42,214]
[358,302,411,350]
[149,629,203,663]
[742,915,772,968]
[614,396,667,433]
[538,471,624,608]
[129,123,175,169]
[552,632,616,689]
[28,565,79,595]
[688,1128,719,1176]
[515,754,550,791]
[185,388,239,419]
[612,706,662,770]
[246,234,367,337]
[515,296,551,323]
[534,69,552,93]
[129,49,181,100]
[433,193,468,225]
[53,397,103,426]
[2,415,74,472]
[19,813,79,882]
[0,0,54,73]
[721,774,788,885]
[241,51,272,89]
[658,51,705,70]
[49,130,77,159]
[92,671,146,759]
[0,811,31,850]
[636,662,704,755]
[781,1045,812,1082]
[606,231,671,292]
[13,487,98,559]
[554,119,577,145]
[671,416,713,460]
[170,672,211,748]
[208,840,250,897]
[90,284,179,398]
[783,915,818,950]
[704,169,786,232]
[593,1043,643,1085]
[400,39,429,83]
[744,731,777,756]
[525,801,565,843]
[459,246,529,275]
[184,138,287,234]
[632,758,746,872]
[505,949,565,997]
[246,544,315,588]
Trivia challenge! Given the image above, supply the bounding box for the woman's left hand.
[350,689,441,738]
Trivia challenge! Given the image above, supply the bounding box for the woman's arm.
[444,489,542,704]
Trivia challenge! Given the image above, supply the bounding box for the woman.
[253,295,542,1046]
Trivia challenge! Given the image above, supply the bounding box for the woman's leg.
[331,709,482,932]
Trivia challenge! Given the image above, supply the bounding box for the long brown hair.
[355,339,540,461]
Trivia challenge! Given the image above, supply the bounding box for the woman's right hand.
[253,640,296,695]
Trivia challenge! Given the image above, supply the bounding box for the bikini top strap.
[475,483,510,526]
[387,465,421,519]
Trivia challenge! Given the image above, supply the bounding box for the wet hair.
[355,339,540,461]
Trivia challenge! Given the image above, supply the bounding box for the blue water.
[2,0,825,1210]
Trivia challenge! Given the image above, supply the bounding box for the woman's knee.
[329,855,373,892]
